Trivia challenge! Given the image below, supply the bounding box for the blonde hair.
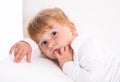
[26,8,70,43]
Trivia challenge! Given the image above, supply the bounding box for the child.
[9,8,120,82]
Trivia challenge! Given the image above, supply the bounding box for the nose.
[48,41,55,49]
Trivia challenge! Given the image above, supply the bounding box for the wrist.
[60,60,73,69]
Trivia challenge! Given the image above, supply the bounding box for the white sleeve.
[62,37,105,82]
[22,38,41,56]
[62,61,92,82]
[62,60,105,82]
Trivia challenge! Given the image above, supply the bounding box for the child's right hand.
[9,41,32,63]
[54,46,73,68]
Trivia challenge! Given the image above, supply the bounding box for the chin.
[52,57,57,60]
[47,56,56,60]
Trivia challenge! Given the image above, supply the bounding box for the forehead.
[37,28,50,40]
[36,21,67,41]
[37,25,57,42]
[40,21,63,33]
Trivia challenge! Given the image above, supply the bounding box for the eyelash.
[41,41,47,46]
[40,31,57,47]
[52,31,57,37]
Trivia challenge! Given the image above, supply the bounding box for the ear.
[69,22,77,35]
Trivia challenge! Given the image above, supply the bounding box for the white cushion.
[0,55,74,82]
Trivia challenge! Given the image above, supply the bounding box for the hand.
[54,46,73,68]
[9,41,32,63]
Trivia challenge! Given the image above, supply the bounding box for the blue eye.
[52,31,57,36]
[41,41,47,46]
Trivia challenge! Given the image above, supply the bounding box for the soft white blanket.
[0,55,74,82]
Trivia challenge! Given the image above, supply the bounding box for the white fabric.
[28,35,120,82]
[63,35,105,82]
[4,35,119,82]
[62,35,120,82]
[105,56,120,82]
[0,55,74,82]
[0,38,74,82]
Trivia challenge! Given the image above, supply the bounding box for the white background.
[23,0,120,55]
[0,0,23,61]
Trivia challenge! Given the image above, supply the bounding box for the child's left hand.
[54,46,73,68]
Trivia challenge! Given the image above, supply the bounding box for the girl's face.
[37,22,76,60]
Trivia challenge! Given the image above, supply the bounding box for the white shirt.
[63,35,105,82]
[23,35,120,82]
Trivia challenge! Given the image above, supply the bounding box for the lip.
[53,48,59,54]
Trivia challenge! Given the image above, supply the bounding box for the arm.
[62,59,105,82]
[57,37,105,82]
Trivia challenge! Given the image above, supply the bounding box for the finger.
[14,49,22,62]
[9,44,16,55]
[54,51,61,59]
[69,47,73,53]
[26,52,31,63]
[14,47,20,57]
[65,46,69,51]
[66,46,73,53]
[60,47,65,54]
[17,51,25,63]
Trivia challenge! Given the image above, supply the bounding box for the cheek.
[41,47,52,57]
[42,48,49,54]
[42,50,56,59]
[59,32,72,42]
[40,47,48,54]
[39,46,56,59]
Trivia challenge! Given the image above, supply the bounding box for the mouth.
[53,48,60,54]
